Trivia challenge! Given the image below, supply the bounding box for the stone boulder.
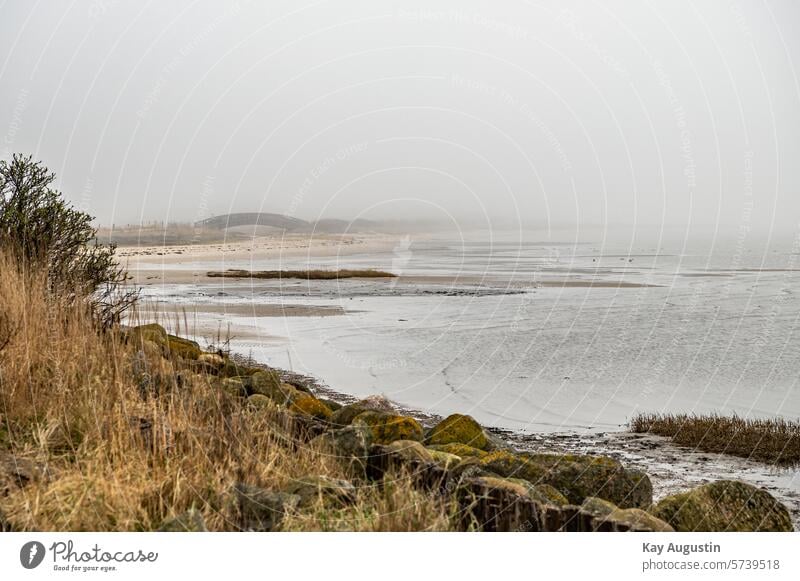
[426,414,489,450]
[477,450,652,509]
[577,497,674,532]
[289,393,333,421]
[234,483,300,531]
[428,449,462,468]
[283,476,356,507]
[428,443,488,459]
[1,452,45,496]
[603,508,674,532]
[382,440,434,463]
[247,371,293,403]
[247,394,278,411]
[352,411,424,445]
[330,396,395,426]
[197,353,224,369]
[158,508,207,532]
[129,323,168,345]
[316,425,372,460]
[166,335,201,360]
[652,480,793,532]
[218,377,247,398]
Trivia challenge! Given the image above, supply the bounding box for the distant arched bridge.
[195,213,309,230]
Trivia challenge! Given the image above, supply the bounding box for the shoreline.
[236,352,800,528]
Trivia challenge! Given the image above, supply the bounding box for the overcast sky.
[1,0,799,240]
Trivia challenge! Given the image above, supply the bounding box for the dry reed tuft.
[630,413,800,466]
[207,269,396,280]
[0,252,449,531]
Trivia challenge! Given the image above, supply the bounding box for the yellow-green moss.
[529,483,569,506]
[352,412,423,445]
[248,370,290,403]
[166,335,201,360]
[290,393,333,420]
[652,480,793,532]
[603,508,675,532]
[219,377,247,398]
[477,450,652,509]
[383,440,434,463]
[247,394,278,411]
[428,450,461,468]
[130,323,168,345]
[472,476,531,497]
[427,443,487,459]
[426,414,489,450]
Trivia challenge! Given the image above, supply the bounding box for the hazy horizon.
[2,1,800,240]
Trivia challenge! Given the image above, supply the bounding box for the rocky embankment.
[111,324,796,532]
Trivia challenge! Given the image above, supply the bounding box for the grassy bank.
[0,253,451,531]
[630,413,800,466]
[207,268,396,280]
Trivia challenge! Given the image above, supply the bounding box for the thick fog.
[1,1,799,240]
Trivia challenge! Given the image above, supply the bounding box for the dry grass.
[0,252,451,531]
[630,413,800,466]
[207,269,396,280]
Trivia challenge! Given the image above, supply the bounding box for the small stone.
[158,508,207,532]
[234,483,301,531]
[283,476,356,507]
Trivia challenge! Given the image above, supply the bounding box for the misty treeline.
[0,153,137,329]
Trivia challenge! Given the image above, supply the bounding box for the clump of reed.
[630,413,800,466]
[207,268,396,280]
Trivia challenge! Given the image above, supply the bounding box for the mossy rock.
[477,451,652,509]
[219,377,247,398]
[312,425,372,473]
[158,508,207,532]
[141,339,164,359]
[353,411,423,445]
[478,450,542,480]
[382,440,434,463]
[426,414,489,450]
[318,398,343,412]
[290,393,333,420]
[166,335,202,360]
[580,496,617,519]
[218,359,256,378]
[234,484,300,531]
[330,397,394,426]
[428,443,488,459]
[247,394,278,411]
[471,476,531,498]
[428,449,461,468]
[498,478,569,506]
[247,371,292,403]
[604,508,674,532]
[283,476,356,507]
[652,480,793,532]
[197,353,224,368]
[130,323,168,345]
[529,483,569,507]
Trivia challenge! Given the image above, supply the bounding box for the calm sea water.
[142,232,800,433]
